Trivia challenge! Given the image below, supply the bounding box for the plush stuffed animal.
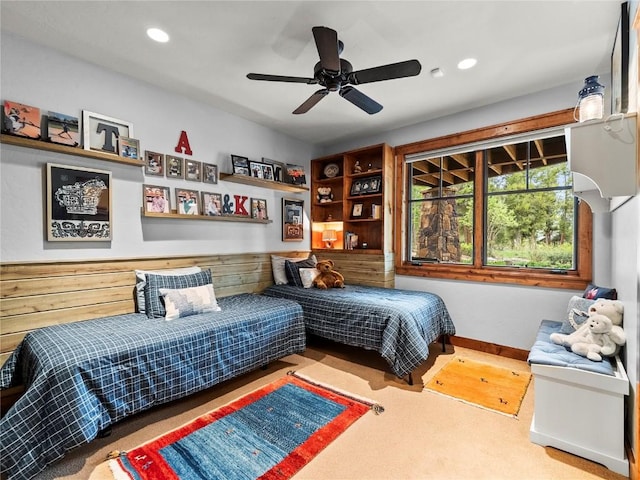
[313,259,345,289]
[550,298,625,361]
[570,314,626,362]
[316,187,333,203]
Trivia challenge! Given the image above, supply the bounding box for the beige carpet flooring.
[31,339,626,480]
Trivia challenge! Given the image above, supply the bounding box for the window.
[395,110,592,289]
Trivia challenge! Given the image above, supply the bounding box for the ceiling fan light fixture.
[457,58,477,70]
[147,27,169,43]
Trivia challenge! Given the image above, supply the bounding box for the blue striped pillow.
[284,258,317,287]
[144,270,212,318]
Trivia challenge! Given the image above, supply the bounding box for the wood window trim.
[394,108,593,290]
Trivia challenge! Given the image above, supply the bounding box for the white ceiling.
[0,1,623,147]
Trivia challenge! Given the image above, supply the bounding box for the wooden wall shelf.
[220,173,309,193]
[0,134,145,167]
[141,209,272,224]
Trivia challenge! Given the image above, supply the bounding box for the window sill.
[396,263,589,290]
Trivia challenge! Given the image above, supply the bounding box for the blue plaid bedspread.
[263,285,455,378]
[0,294,305,480]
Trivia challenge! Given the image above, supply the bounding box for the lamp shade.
[322,229,337,247]
[578,75,605,122]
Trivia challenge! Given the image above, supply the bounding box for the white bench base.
[529,356,629,477]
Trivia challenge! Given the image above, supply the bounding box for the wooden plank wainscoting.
[312,250,395,288]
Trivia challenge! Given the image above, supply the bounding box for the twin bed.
[0,265,455,480]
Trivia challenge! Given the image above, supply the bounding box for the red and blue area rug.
[108,371,383,479]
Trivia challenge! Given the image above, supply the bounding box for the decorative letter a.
[175,130,193,155]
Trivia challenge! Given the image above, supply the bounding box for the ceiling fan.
[247,26,422,115]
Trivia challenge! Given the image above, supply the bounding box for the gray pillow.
[559,296,595,334]
[134,266,202,313]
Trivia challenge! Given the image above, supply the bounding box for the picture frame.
[82,110,133,154]
[185,159,202,182]
[118,136,140,160]
[262,163,275,181]
[285,164,306,185]
[176,188,199,215]
[144,150,165,176]
[610,1,629,114]
[47,163,111,241]
[202,163,218,184]
[282,198,304,242]
[231,154,250,175]
[143,184,171,214]
[201,191,222,216]
[262,157,285,183]
[46,111,79,146]
[352,203,364,218]
[350,175,382,196]
[249,160,265,179]
[251,198,268,220]
[2,100,41,139]
[166,155,184,179]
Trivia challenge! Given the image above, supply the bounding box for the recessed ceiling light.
[457,58,477,70]
[147,27,169,43]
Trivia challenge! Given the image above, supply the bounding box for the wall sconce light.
[322,229,337,248]
[577,75,605,122]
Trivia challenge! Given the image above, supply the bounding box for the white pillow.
[270,254,316,285]
[159,284,221,321]
[299,267,319,288]
[135,266,202,313]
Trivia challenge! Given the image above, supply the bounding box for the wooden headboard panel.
[0,251,312,368]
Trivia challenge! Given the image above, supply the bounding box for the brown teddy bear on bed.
[313,259,345,289]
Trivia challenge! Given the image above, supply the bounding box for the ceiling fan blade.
[247,73,317,84]
[293,89,329,114]
[349,59,422,85]
[339,86,383,114]
[312,26,340,75]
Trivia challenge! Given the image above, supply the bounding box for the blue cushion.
[284,258,317,287]
[583,283,617,300]
[144,270,212,318]
[558,296,595,334]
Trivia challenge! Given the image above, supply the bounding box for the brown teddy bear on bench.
[313,259,345,289]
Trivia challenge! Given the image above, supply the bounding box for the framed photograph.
[352,203,364,218]
[249,161,265,179]
[46,112,79,146]
[285,164,306,185]
[144,150,165,176]
[2,100,41,139]
[118,136,140,159]
[262,164,275,181]
[166,155,184,179]
[231,154,249,175]
[610,1,629,114]
[176,188,199,215]
[262,157,286,182]
[47,163,111,241]
[350,175,382,196]
[143,184,170,214]
[185,159,202,182]
[282,198,304,242]
[82,110,133,154]
[201,191,222,216]
[202,163,218,184]
[251,198,268,220]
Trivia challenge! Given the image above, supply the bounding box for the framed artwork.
[250,161,265,179]
[282,198,304,242]
[251,198,268,220]
[610,1,629,114]
[285,164,306,185]
[2,100,41,139]
[144,150,165,176]
[143,184,170,214]
[176,188,199,215]
[118,136,140,159]
[202,163,218,184]
[166,155,184,179]
[185,159,202,182]
[202,191,222,216]
[47,163,111,241]
[352,203,363,218]
[82,110,133,154]
[262,157,285,182]
[262,164,275,181]
[46,112,79,146]
[231,154,249,175]
[350,175,382,196]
